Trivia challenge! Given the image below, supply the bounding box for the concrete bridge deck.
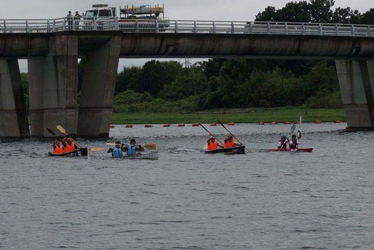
[0,19,374,137]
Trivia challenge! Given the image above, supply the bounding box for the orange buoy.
[125,124,133,128]
[270,121,277,125]
[295,121,300,124]
[210,122,217,126]
[334,120,341,123]
[315,120,322,124]
[178,123,185,127]
[163,123,170,127]
[228,122,235,126]
[259,121,264,125]
[144,124,153,128]
[192,123,199,127]
[283,121,291,124]
[110,125,115,128]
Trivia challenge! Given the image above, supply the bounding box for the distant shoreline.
[111,108,346,124]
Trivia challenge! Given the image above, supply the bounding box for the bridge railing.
[0,18,373,37]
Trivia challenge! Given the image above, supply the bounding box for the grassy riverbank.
[111,108,346,124]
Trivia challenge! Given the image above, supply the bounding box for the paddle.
[56,125,82,149]
[90,148,104,152]
[298,116,303,139]
[216,120,250,152]
[199,123,224,147]
[105,143,156,150]
[45,128,60,139]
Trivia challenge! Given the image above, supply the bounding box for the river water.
[1,123,374,249]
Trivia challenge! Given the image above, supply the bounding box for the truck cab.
[83,4,116,18]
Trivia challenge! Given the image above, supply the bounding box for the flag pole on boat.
[199,123,224,147]
[217,120,251,152]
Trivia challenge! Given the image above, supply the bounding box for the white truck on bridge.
[82,4,169,31]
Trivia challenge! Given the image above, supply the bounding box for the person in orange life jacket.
[277,134,289,149]
[122,139,142,156]
[289,129,302,149]
[62,137,78,153]
[207,136,223,151]
[223,135,239,148]
[53,140,64,154]
[107,141,124,158]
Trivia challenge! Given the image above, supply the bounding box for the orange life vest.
[208,140,218,151]
[53,145,64,154]
[224,139,235,148]
[65,143,75,153]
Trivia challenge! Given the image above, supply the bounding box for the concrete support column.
[335,60,374,129]
[78,36,121,137]
[28,34,78,137]
[0,59,29,138]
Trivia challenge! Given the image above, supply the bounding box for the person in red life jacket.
[62,137,78,153]
[277,134,289,150]
[289,129,302,149]
[207,136,223,151]
[223,135,239,148]
[53,140,64,154]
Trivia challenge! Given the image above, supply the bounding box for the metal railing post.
[319,23,322,35]
[285,23,288,34]
[302,23,305,35]
[351,25,355,36]
[249,22,252,34]
[213,21,216,34]
[156,20,159,33]
[194,21,197,33]
[53,19,56,32]
[47,19,50,33]
[26,20,29,33]
[335,24,338,35]
[93,17,97,31]
[231,22,235,34]
[115,18,119,30]
[368,26,371,37]
[174,20,178,33]
[63,18,66,31]
[136,20,139,33]
[267,22,270,34]
[3,20,6,33]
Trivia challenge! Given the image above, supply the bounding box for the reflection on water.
[2,123,374,249]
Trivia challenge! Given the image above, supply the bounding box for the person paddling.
[289,130,302,149]
[62,137,78,153]
[53,140,65,154]
[223,135,239,148]
[107,141,124,158]
[277,135,289,150]
[207,136,223,151]
[122,139,142,157]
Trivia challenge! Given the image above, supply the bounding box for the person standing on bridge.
[66,11,73,30]
[74,11,82,30]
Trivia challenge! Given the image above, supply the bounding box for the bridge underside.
[0,32,374,137]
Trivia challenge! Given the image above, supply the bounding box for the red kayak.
[269,148,313,152]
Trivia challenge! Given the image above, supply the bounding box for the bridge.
[1,18,374,137]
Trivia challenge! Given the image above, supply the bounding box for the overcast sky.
[1,0,372,72]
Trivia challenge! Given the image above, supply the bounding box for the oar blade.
[290,123,296,134]
[144,143,156,150]
[45,128,57,137]
[90,148,104,152]
[56,125,66,135]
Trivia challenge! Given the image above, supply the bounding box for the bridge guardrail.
[0,18,373,37]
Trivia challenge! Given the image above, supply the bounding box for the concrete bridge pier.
[0,59,29,138]
[77,36,121,137]
[336,60,374,129]
[28,35,78,137]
